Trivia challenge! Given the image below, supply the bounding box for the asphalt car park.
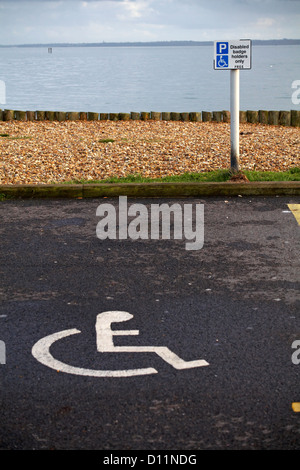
[0,195,299,452]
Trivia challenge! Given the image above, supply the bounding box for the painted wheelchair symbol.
[32,311,209,377]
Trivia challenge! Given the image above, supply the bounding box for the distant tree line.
[1,39,300,48]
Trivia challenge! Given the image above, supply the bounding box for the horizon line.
[1,38,300,48]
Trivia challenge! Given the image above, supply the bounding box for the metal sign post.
[230,68,240,171]
[214,39,252,172]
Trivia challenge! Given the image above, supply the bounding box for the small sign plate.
[214,39,252,70]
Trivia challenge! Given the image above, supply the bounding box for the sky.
[0,0,299,45]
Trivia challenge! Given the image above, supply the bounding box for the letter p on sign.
[216,42,228,54]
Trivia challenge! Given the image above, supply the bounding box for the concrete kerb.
[0,181,299,199]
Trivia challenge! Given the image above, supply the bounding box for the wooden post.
[80,112,87,120]
[88,112,99,121]
[100,113,109,120]
[119,113,130,121]
[180,112,190,121]
[222,110,230,123]
[212,111,222,122]
[36,110,45,121]
[246,110,258,123]
[258,110,268,124]
[279,110,291,126]
[202,111,212,122]
[161,112,170,121]
[109,113,119,121]
[268,111,279,125]
[130,112,140,120]
[170,112,180,121]
[67,112,80,121]
[150,112,161,121]
[291,110,300,127]
[15,110,26,121]
[45,111,55,121]
[26,111,34,121]
[140,112,150,120]
[55,111,66,121]
[3,109,14,121]
[239,110,247,123]
[189,112,201,122]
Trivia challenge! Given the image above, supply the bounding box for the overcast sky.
[0,0,299,45]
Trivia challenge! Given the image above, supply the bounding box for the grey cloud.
[0,0,132,2]
[0,0,299,45]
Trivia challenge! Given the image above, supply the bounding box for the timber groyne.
[0,109,300,126]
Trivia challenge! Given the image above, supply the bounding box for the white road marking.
[96,311,209,370]
[32,311,209,377]
[32,329,157,377]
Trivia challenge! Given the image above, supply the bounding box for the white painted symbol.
[32,311,209,377]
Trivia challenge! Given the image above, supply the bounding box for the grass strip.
[61,167,300,184]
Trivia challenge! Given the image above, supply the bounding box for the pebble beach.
[0,120,299,185]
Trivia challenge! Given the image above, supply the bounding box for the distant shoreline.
[1,39,300,48]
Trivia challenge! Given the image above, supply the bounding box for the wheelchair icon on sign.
[216,55,228,68]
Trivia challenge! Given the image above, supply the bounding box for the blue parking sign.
[214,39,252,70]
[216,42,228,55]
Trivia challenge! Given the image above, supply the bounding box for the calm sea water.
[0,45,299,113]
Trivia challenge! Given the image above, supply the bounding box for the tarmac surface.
[0,189,299,453]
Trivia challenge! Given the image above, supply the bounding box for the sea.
[0,44,300,114]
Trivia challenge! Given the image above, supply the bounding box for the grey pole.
[230,68,240,172]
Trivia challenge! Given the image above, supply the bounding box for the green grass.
[0,134,32,140]
[1,168,299,201]
[243,167,300,181]
[62,167,300,185]
[0,193,14,201]
[98,138,115,144]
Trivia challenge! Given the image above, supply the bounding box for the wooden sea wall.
[0,109,299,126]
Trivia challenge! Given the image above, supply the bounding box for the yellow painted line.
[288,204,300,225]
[292,402,300,412]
